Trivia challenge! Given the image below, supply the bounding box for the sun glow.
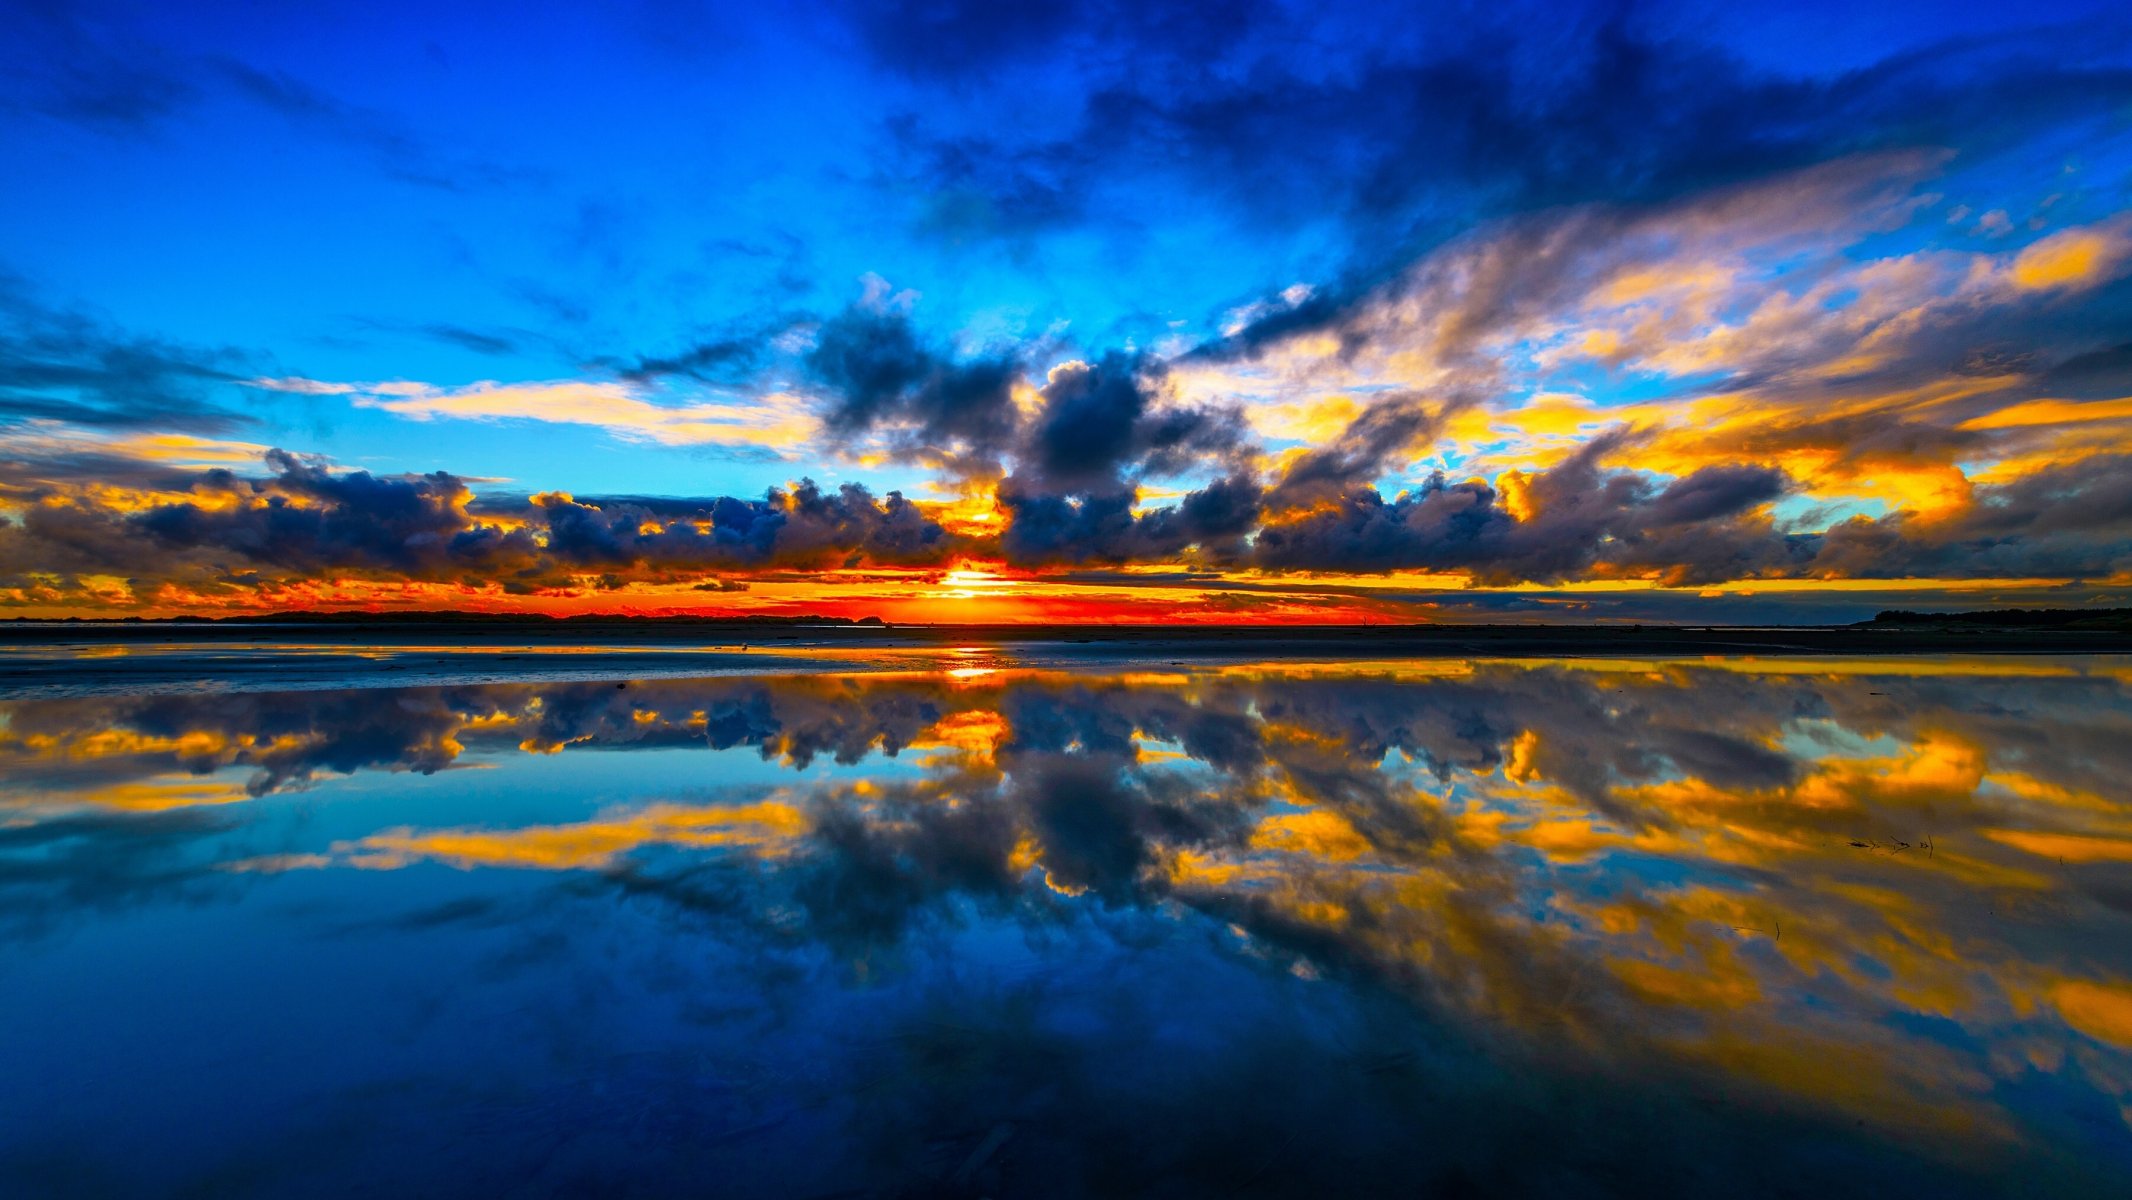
[939,566,1016,598]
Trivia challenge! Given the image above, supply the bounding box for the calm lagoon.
[4,651,2131,1197]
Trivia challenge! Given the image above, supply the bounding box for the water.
[3,653,2130,1197]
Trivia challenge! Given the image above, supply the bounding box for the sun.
[939,565,1016,598]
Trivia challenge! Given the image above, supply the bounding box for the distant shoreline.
[3,617,2130,657]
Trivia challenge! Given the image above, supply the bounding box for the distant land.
[7,606,2130,630]
[3,608,2130,660]
[1860,607,2132,631]
[2,610,892,628]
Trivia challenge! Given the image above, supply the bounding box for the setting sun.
[938,566,1016,598]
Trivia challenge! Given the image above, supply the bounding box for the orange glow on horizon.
[10,561,2127,626]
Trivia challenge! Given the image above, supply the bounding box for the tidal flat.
[3,646,2131,1197]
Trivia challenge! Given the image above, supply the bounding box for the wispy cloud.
[254,376,819,451]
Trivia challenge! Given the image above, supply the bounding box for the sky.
[4,0,2132,624]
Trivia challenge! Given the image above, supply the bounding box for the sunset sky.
[5,0,2132,623]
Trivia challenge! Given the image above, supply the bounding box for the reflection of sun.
[945,647,997,678]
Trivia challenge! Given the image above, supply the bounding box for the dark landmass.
[3,608,2131,658]
[1861,607,2132,631]
[3,610,890,628]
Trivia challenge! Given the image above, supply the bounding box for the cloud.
[805,302,1021,475]
[1262,393,1468,511]
[0,448,963,598]
[1143,150,2132,588]
[2011,222,2132,292]
[535,479,961,572]
[616,336,763,384]
[1019,356,1248,486]
[13,397,2132,602]
[211,58,543,190]
[970,352,1261,566]
[0,426,273,506]
[849,0,1086,81]
[10,6,2132,608]
[859,0,2132,331]
[0,2,201,133]
[262,376,820,451]
[1642,464,1790,527]
[1811,453,2132,580]
[996,471,1262,567]
[2,10,538,190]
[0,273,254,433]
[1251,422,2132,587]
[119,448,538,580]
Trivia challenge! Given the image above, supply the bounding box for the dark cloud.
[415,324,523,357]
[1642,464,1790,527]
[211,58,542,192]
[847,0,1268,84]
[0,1,201,132]
[2,7,541,191]
[0,273,253,433]
[2043,341,2132,399]
[0,451,962,595]
[126,449,535,579]
[1253,427,2132,587]
[1018,353,1153,490]
[850,0,1083,81]
[616,336,761,384]
[1197,151,1928,379]
[998,472,1262,567]
[1254,433,1815,586]
[537,478,959,572]
[1264,393,1468,510]
[11,411,2132,595]
[1010,353,1245,494]
[1813,453,2132,581]
[799,318,1250,526]
[871,4,2132,355]
[854,0,1277,248]
[805,305,1021,474]
[995,486,1137,565]
[998,353,1252,556]
[0,445,217,508]
[1252,472,1513,576]
[894,121,1090,247]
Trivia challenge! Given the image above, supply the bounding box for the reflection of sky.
[3,657,2132,1195]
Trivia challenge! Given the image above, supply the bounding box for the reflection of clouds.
[2055,982,2132,1049]
[0,688,471,797]
[342,799,807,871]
[0,806,241,939]
[5,659,2132,1159]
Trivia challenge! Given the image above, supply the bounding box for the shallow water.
[3,654,2131,1197]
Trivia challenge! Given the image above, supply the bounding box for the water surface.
[4,654,2131,1196]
